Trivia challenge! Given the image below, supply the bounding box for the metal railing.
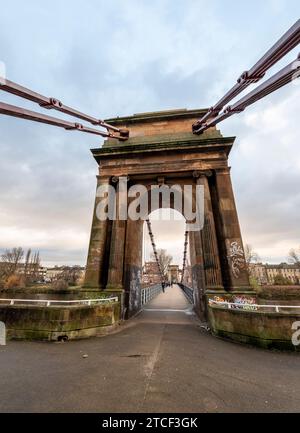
[141,284,162,306]
[0,297,118,307]
[209,299,300,313]
[179,283,194,304]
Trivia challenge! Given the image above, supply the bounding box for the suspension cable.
[145,218,165,285]
[0,101,128,140]
[181,228,189,283]
[0,78,129,139]
[194,54,300,134]
[193,19,300,133]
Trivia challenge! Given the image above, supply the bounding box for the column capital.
[96,175,111,184]
[111,175,130,184]
[215,167,231,175]
[157,176,165,185]
[192,170,213,179]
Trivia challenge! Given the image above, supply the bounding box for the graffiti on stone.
[129,268,142,312]
[232,295,257,311]
[228,241,245,279]
[209,295,257,311]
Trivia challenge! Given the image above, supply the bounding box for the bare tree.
[0,247,24,279]
[273,274,292,286]
[244,244,260,270]
[151,249,173,280]
[61,266,82,286]
[288,247,300,268]
[0,247,42,288]
[51,266,82,290]
[24,248,31,280]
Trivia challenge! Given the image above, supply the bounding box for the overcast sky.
[0,0,299,266]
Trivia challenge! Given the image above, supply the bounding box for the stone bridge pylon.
[83,109,252,319]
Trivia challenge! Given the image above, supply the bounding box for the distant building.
[44,266,85,283]
[249,263,268,285]
[167,265,179,283]
[142,261,161,286]
[142,262,188,286]
[249,262,300,285]
[0,262,47,282]
[265,263,300,285]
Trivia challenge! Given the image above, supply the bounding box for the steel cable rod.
[0,101,128,140]
[193,19,300,131]
[195,54,300,134]
[0,78,129,139]
[181,228,189,283]
[145,218,165,285]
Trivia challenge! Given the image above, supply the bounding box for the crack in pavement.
[139,324,166,412]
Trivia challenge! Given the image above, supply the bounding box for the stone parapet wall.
[208,305,300,351]
[0,302,120,341]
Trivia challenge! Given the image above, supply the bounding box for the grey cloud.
[0,1,299,266]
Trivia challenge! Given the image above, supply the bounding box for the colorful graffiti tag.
[209,295,258,311]
[232,295,258,311]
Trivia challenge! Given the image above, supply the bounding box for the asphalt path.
[0,285,299,413]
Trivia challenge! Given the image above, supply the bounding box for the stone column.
[196,172,223,291]
[213,167,251,291]
[187,177,207,321]
[106,178,127,291]
[84,175,111,289]
[123,218,144,318]
[189,229,207,321]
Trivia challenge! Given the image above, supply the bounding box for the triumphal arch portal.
[83,109,252,319]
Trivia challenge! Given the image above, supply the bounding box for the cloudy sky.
[0,0,299,266]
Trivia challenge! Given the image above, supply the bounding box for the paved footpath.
[0,284,300,413]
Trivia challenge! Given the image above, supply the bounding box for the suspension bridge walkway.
[1,283,299,413]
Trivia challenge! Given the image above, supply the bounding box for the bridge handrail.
[209,299,300,313]
[141,283,162,306]
[0,297,118,307]
[178,283,194,304]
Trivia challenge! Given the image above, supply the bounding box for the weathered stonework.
[84,108,252,319]
[208,304,300,351]
[0,302,120,341]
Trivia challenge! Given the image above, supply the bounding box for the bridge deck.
[0,285,299,413]
[140,284,192,325]
[145,284,190,309]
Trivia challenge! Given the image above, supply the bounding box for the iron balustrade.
[0,297,118,307]
[178,283,194,304]
[209,299,300,314]
[141,284,163,306]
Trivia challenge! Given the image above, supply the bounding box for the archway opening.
[141,208,193,310]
